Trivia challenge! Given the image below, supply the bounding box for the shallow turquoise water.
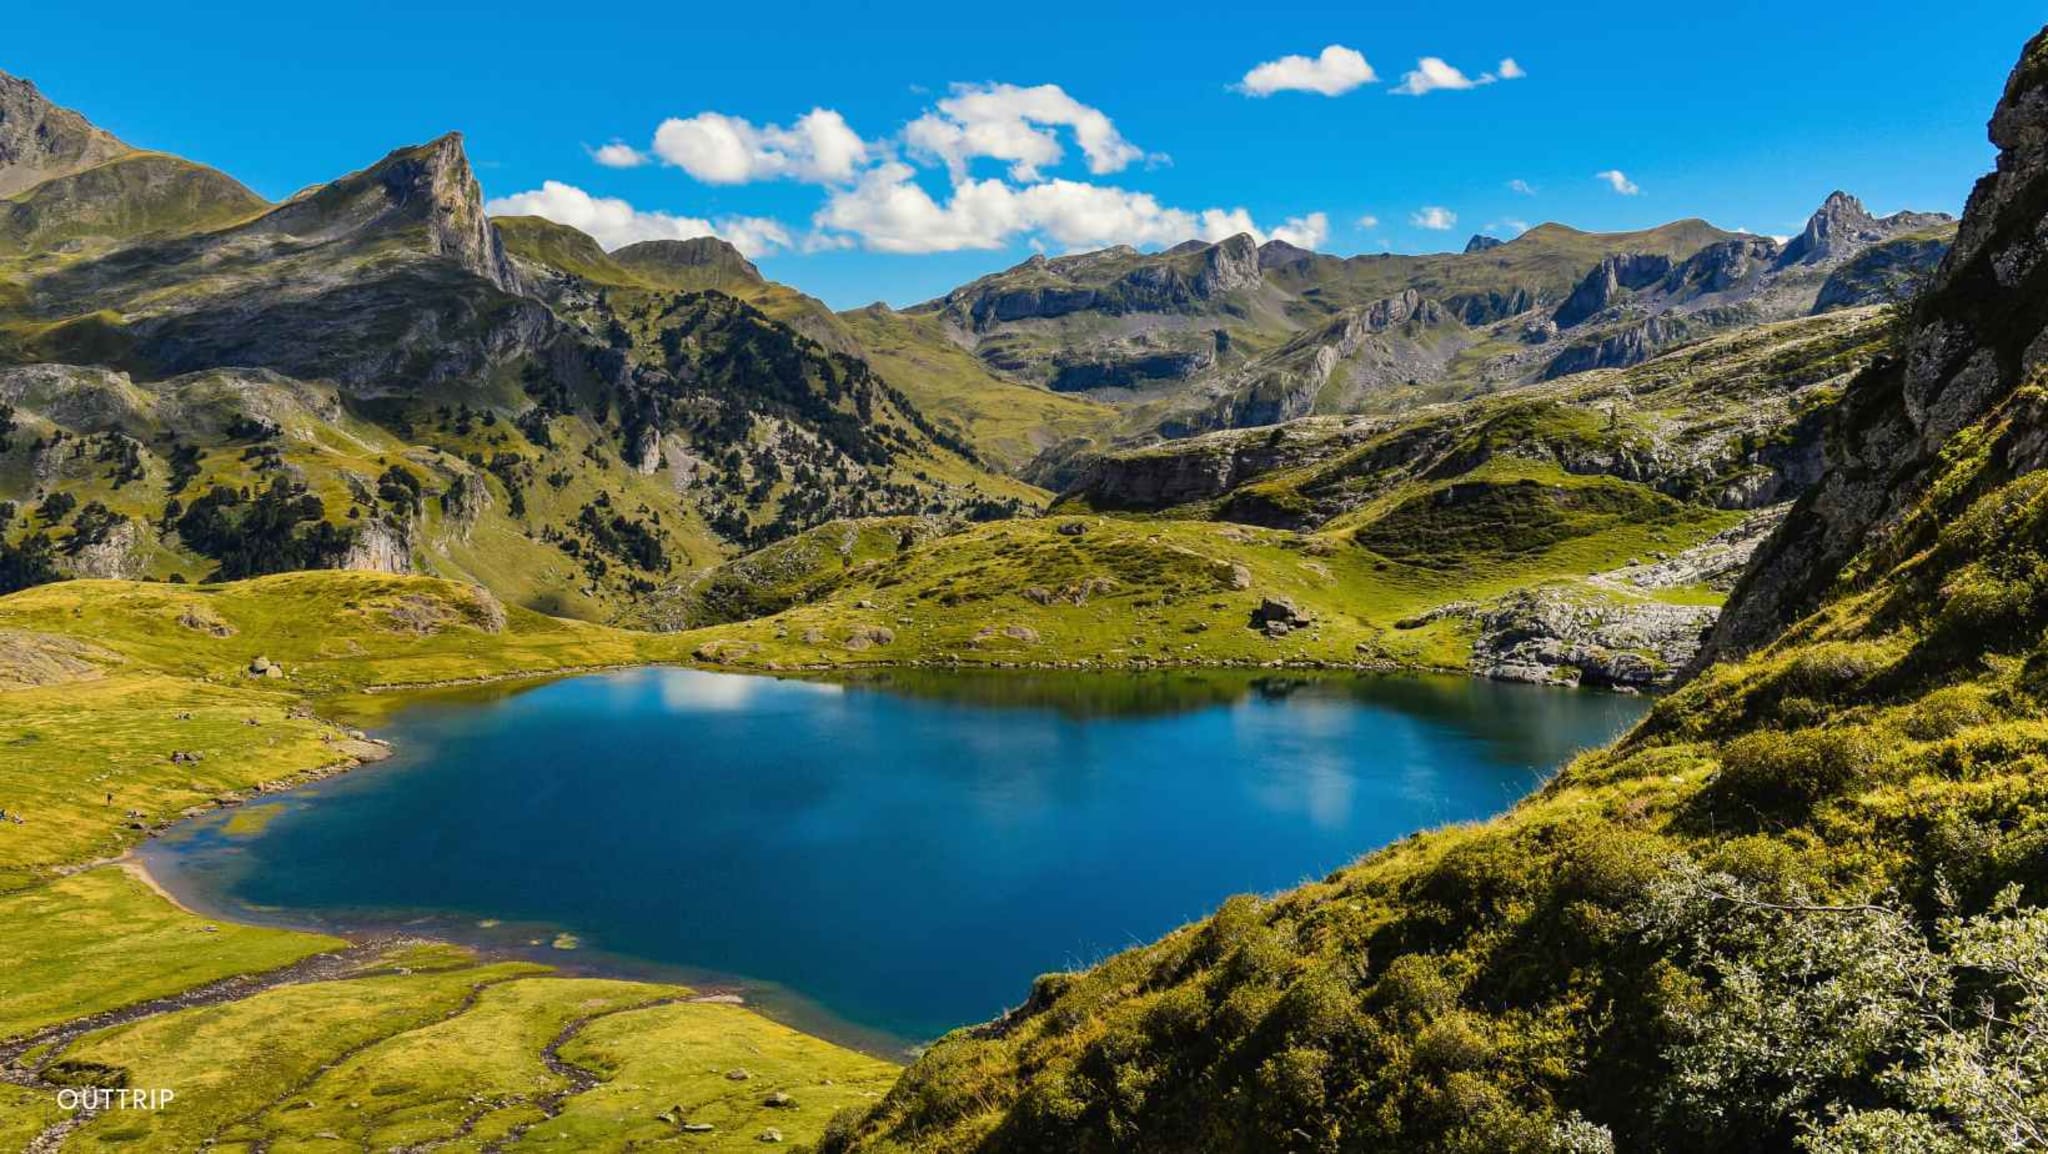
[145,667,1647,1051]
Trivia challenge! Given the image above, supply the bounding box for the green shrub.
[1705,727,1875,822]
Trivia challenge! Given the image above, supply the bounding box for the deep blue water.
[144,668,1646,1052]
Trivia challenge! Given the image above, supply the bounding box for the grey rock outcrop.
[1553,254,1676,328]
[341,517,412,574]
[1467,589,1716,688]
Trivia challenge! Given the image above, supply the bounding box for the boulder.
[1248,597,1314,635]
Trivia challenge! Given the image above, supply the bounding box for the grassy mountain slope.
[0,151,265,256]
[819,26,2048,1153]
[675,474,1742,679]
[499,213,1117,478]
[836,304,1123,475]
[498,215,856,350]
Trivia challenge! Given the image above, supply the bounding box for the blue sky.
[2,1,2039,308]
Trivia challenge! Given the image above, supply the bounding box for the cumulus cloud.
[903,82,1148,181]
[1392,55,1525,96]
[1410,206,1457,230]
[1270,211,1330,249]
[1236,45,1377,97]
[812,161,1321,254]
[580,81,1328,259]
[1356,213,1381,229]
[1507,178,1536,195]
[484,180,791,256]
[1595,169,1641,195]
[589,141,647,168]
[650,108,868,184]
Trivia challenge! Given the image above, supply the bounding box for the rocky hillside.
[823,25,2048,1154]
[0,73,1035,622]
[1058,304,1885,527]
[888,200,1951,449]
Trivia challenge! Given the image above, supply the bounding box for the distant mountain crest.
[1779,189,1954,266]
[611,235,764,292]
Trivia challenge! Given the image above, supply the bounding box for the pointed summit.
[0,70,131,197]
[258,132,518,292]
[1464,234,1505,254]
[1778,190,1881,265]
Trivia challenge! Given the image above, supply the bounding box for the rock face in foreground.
[1705,35,2048,661]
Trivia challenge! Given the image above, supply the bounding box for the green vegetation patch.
[0,867,336,1039]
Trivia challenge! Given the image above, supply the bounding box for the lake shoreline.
[139,664,1650,1056]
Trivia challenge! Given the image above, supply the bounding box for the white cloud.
[1394,57,1484,95]
[1392,55,1526,96]
[484,180,791,256]
[903,82,1147,181]
[1486,218,1531,236]
[812,161,1320,254]
[1595,169,1641,195]
[589,141,647,168]
[1355,213,1381,229]
[1507,178,1536,195]
[1410,206,1457,230]
[1236,45,1377,97]
[650,108,868,185]
[714,215,798,257]
[1270,212,1329,249]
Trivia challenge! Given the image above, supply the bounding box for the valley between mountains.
[4,21,2048,1153]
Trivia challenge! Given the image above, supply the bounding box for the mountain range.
[0,65,1958,661]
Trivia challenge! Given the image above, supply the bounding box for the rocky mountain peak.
[1778,189,1882,265]
[390,132,519,292]
[1464,234,1505,254]
[0,70,131,197]
[257,131,519,293]
[1197,233,1262,295]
